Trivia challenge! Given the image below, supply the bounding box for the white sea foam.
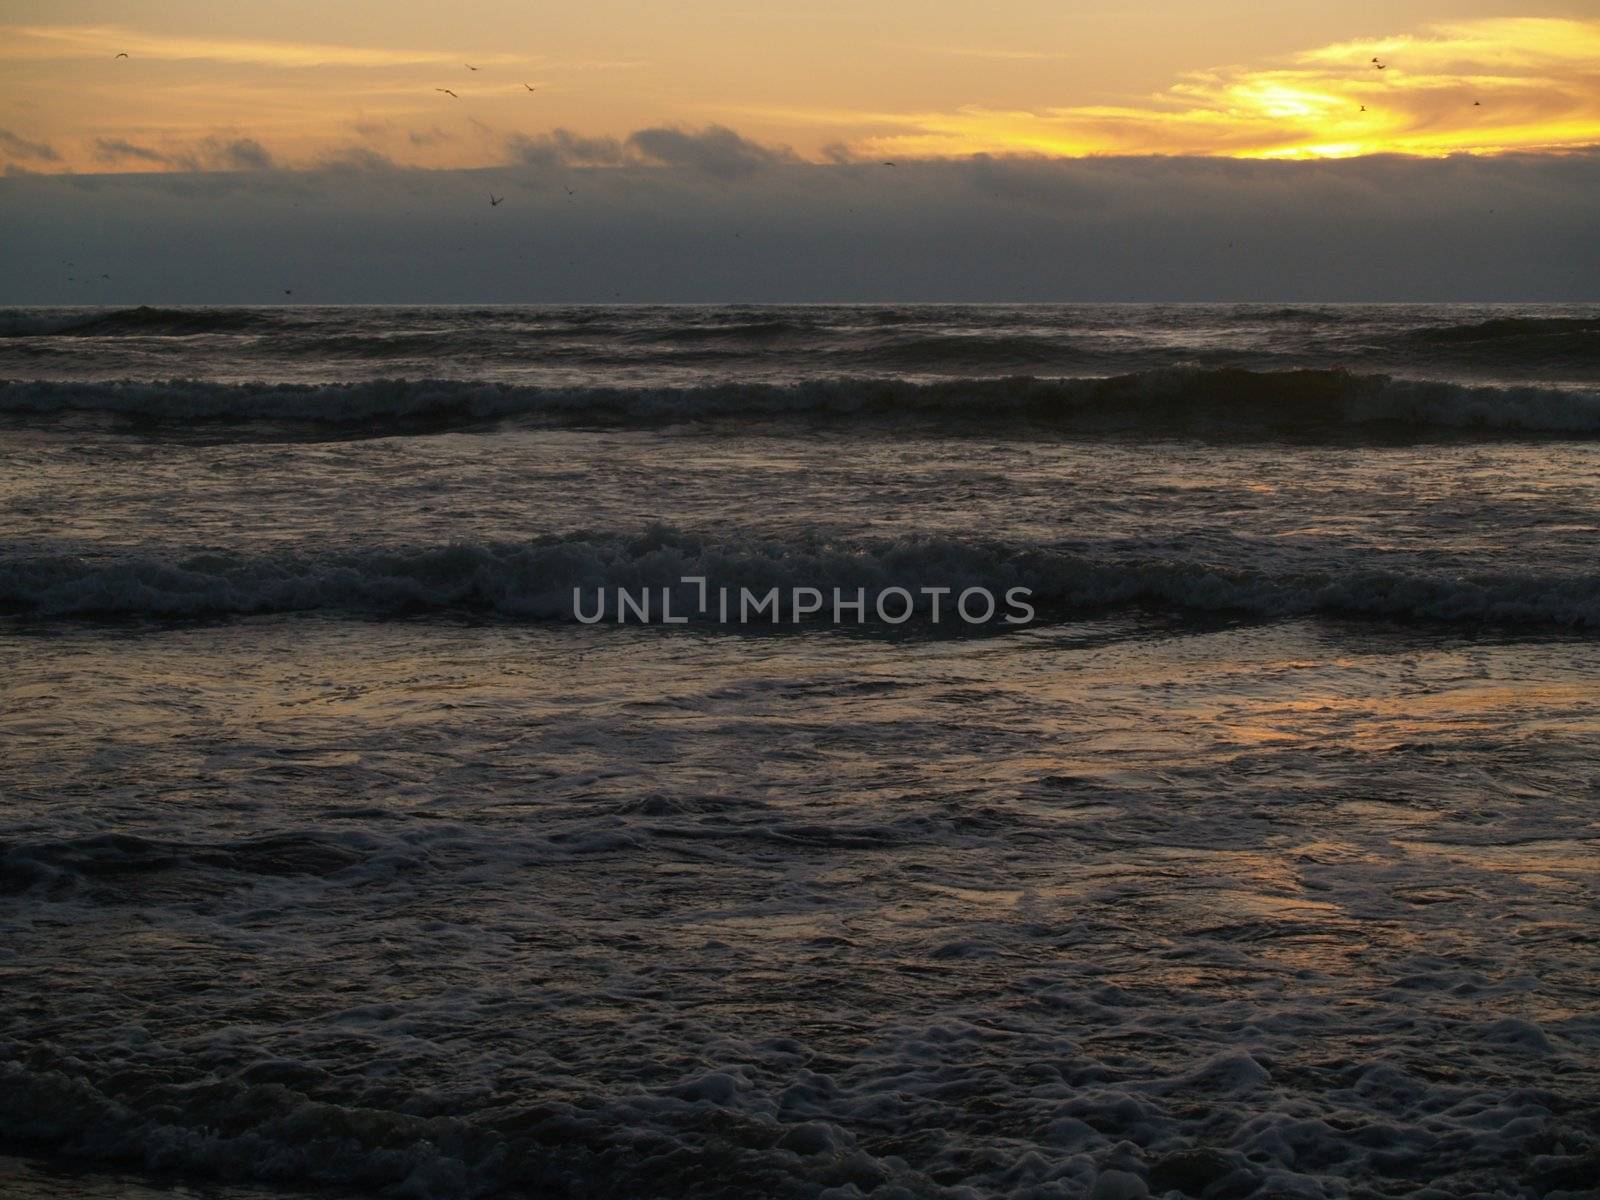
[5,303,1598,1200]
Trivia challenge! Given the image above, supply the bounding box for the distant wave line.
[2,370,1597,434]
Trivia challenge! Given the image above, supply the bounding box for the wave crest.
[1408,316,1600,369]
[3,370,1597,434]
[4,530,1596,627]
[1413,316,1600,343]
[0,306,280,338]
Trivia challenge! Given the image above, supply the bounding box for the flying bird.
[115,52,128,58]
[465,63,479,70]
[523,83,537,92]
[1473,100,1481,106]
[489,194,504,207]
[283,289,293,296]
[882,161,895,167]
[436,88,458,98]
[1360,105,1366,112]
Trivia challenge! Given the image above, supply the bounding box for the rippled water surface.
[1,304,1597,1199]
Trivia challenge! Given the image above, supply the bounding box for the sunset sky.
[1,1,1596,301]
[3,0,1598,172]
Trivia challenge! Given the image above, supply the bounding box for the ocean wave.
[0,313,91,337]
[643,319,819,344]
[842,333,1090,370]
[306,332,544,359]
[1406,316,1600,370]
[3,370,1598,433]
[0,306,284,338]
[4,530,1597,627]
[1412,315,1600,343]
[1228,307,1345,324]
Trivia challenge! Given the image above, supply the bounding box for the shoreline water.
[3,304,1597,1197]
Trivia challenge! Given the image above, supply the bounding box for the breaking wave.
[1406,316,1600,370]
[0,306,282,338]
[1412,315,1600,343]
[3,370,1598,434]
[5,530,1597,627]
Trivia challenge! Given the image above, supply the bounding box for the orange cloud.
[0,25,532,70]
[1,14,1595,173]
[844,17,1600,159]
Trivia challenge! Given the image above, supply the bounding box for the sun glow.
[0,12,1596,173]
[845,18,1600,162]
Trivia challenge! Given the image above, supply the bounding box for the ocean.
[1,303,1597,1199]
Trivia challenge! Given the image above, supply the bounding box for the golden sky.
[2,0,1598,172]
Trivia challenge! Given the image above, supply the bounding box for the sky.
[1,0,1597,300]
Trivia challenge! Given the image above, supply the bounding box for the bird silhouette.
[1360,105,1366,112]
[523,83,537,92]
[1473,100,1481,106]
[465,63,479,71]
[436,88,458,98]
[489,194,504,207]
[283,289,293,296]
[115,52,129,59]
[882,161,895,167]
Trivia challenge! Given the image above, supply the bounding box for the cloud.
[202,137,274,171]
[626,124,795,178]
[508,129,629,168]
[86,135,276,173]
[734,17,1600,161]
[506,124,796,177]
[93,137,171,166]
[12,16,1597,177]
[2,146,1593,304]
[0,24,531,69]
[0,128,59,162]
[317,146,399,172]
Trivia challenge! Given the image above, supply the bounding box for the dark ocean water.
[1,304,1597,1199]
